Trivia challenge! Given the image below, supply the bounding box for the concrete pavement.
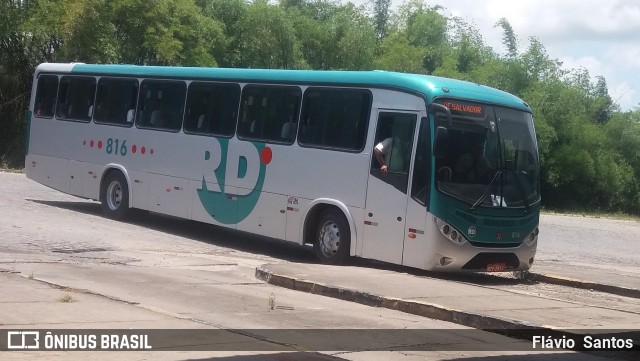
[1,262,637,361]
[256,263,639,356]
[0,270,344,360]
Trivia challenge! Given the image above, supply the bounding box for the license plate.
[486,263,506,272]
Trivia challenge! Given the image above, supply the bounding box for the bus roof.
[36,63,531,112]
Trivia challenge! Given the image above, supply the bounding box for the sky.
[351,0,640,111]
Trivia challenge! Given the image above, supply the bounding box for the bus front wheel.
[314,210,350,265]
[100,171,130,220]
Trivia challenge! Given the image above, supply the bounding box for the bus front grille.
[468,241,522,248]
[461,253,520,270]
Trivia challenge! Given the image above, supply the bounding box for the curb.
[528,272,640,299]
[255,265,640,360]
[255,266,539,332]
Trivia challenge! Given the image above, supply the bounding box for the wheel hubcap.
[319,220,340,258]
[106,181,122,211]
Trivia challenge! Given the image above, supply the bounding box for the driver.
[454,140,491,183]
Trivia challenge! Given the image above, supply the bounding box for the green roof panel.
[70,64,530,111]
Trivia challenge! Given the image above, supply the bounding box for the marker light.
[524,226,539,247]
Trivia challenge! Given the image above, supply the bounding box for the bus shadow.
[26,199,316,264]
[345,257,538,287]
[27,198,535,287]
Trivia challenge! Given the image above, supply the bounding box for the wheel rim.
[106,180,123,211]
[318,220,341,258]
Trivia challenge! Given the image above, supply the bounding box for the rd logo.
[197,139,271,224]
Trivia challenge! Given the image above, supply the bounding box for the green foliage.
[231,2,304,69]
[374,32,424,73]
[289,1,375,70]
[1,0,639,215]
[109,0,225,66]
[495,18,518,58]
[372,0,392,40]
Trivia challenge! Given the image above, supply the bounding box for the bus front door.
[362,111,417,264]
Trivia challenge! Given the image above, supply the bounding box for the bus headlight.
[434,216,468,245]
[524,226,539,246]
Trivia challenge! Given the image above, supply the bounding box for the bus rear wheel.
[313,210,350,265]
[100,171,130,220]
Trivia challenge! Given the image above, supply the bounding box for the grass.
[268,292,276,310]
[57,294,77,303]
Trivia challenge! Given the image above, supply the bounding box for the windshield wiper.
[469,168,532,213]
[469,170,502,211]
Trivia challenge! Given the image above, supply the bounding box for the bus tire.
[313,209,350,265]
[100,171,130,220]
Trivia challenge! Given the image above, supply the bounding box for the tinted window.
[136,80,186,131]
[34,75,58,118]
[299,88,371,151]
[411,118,430,205]
[56,76,96,122]
[184,82,240,137]
[94,78,139,126]
[237,85,301,143]
[371,112,417,194]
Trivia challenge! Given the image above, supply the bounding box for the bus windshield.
[435,100,540,209]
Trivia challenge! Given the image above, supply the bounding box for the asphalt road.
[534,213,639,290]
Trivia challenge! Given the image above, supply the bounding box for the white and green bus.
[26,63,540,272]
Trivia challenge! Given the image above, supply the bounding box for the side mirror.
[433,126,448,158]
[428,103,452,127]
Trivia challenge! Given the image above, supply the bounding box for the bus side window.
[299,88,371,151]
[238,85,301,144]
[55,76,95,122]
[184,82,239,137]
[94,78,138,126]
[34,75,58,118]
[411,118,430,205]
[137,80,185,131]
[371,112,417,194]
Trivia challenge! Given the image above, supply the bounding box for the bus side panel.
[68,160,85,197]
[190,179,239,229]
[129,170,148,210]
[27,154,70,194]
[83,163,103,201]
[265,146,370,209]
[235,191,287,240]
[148,174,191,219]
[348,204,365,257]
[402,200,435,269]
[285,196,306,244]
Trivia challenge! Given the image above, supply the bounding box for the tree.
[232,1,305,69]
[109,0,225,66]
[374,32,424,73]
[0,0,48,167]
[389,1,447,74]
[372,0,391,41]
[289,1,375,70]
[195,0,246,67]
[495,17,517,59]
[592,76,614,124]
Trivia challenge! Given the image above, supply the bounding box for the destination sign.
[441,100,485,117]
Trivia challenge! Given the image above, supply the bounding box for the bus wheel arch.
[99,167,131,220]
[304,201,355,265]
